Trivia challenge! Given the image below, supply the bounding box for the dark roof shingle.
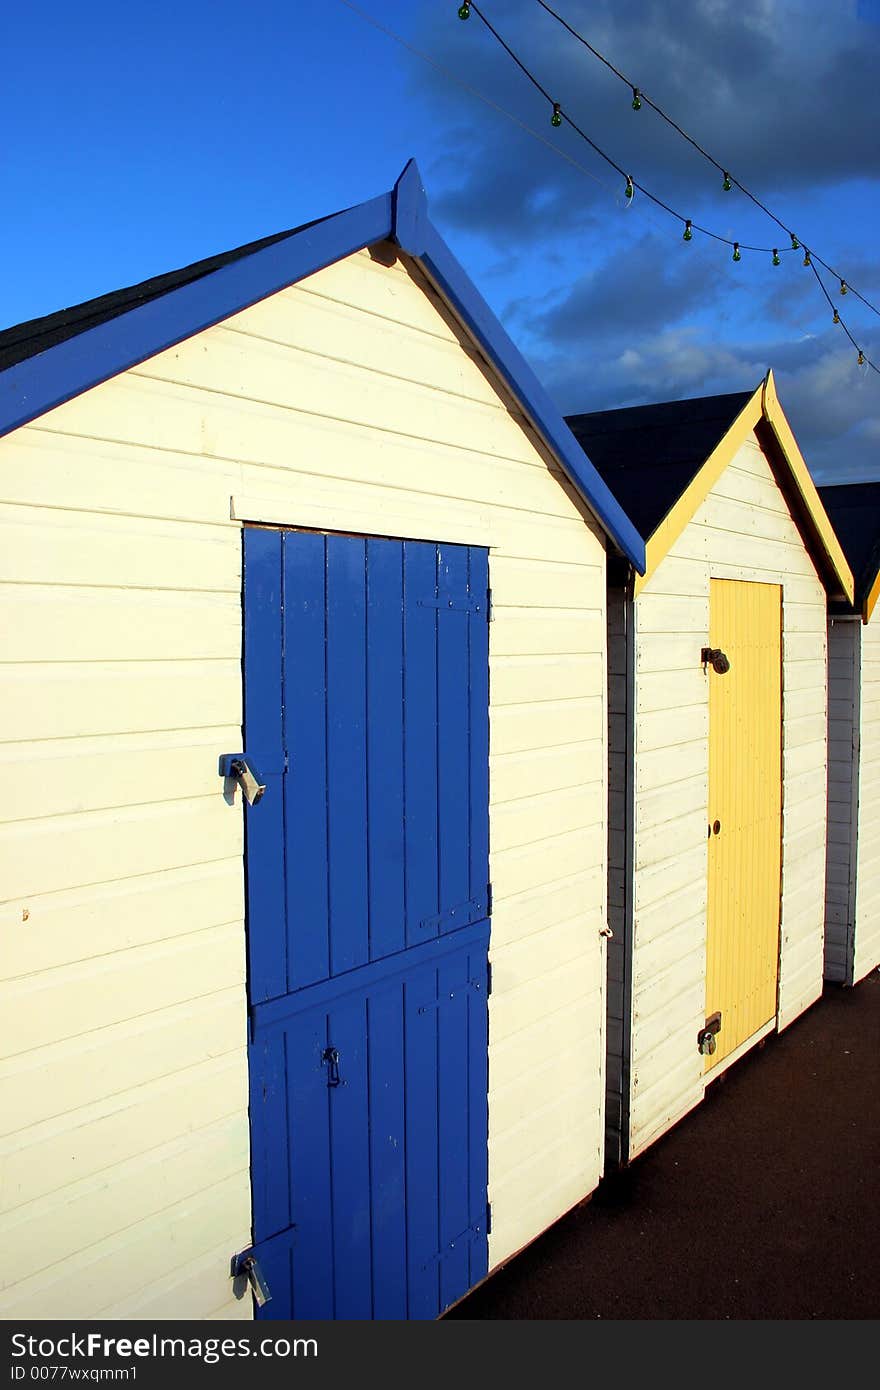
[565,390,754,539]
[818,481,880,608]
[0,218,328,373]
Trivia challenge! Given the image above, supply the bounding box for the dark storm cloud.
[532,233,731,342]
[535,317,880,480]
[417,0,880,238]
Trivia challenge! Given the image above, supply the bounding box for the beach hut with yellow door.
[817,482,880,987]
[567,372,854,1165]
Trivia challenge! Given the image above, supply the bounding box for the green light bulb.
[551,102,562,127]
[732,242,741,261]
[458,2,470,17]
[772,249,780,266]
[790,233,799,250]
[632,88,642,111]
[723,172,732,191]
[624,177,634,200]
[683,220,693,241]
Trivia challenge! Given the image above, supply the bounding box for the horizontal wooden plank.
[636,593,708,635]
[231,283,501,407]
[0,796,240,902]
[2,584,239,663]
[0,1113,249,1293]
[492,783,602,854]
[2,728,242,826]
[489,554,604,610]
[0,504,239,592]
[489,982,604,1101]
[492,823,604,901]
[636,741,705,797]
[0,1173,251,1320]
[636,703,708,755]
[1,921,245,1058]
[490,739,602,806]
[1,1050,247,1212]
[490,608,603,658]
[490,865,604,952]
[489,697,603,756]
[490,653,603,706]
[132,330,550,471]
[0,989,246,1137]
[1,860,243,981]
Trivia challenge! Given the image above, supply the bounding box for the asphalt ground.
[447,970,880,1319]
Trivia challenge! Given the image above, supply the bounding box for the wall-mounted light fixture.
[701,647,731,675]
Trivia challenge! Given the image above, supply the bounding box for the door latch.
[230,1250,272,1308]
[322,1046,342,1087]
[698,1011,722,1055]
[219,754,267,806]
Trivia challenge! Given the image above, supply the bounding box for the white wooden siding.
[0,244,608,1315]
[853,617,880,983]
[621,434,827,1160]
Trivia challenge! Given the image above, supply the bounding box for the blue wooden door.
[240,527,490,1320]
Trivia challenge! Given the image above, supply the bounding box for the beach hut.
[566,374,854,1166]
[0,162,644,1321]
[817,482,880,987]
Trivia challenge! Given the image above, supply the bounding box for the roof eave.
[760,370,856,606]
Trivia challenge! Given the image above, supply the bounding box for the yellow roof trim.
[634,384,763,596]
[634,371,855,604]
[863,568,880,623]
[761,370,855,606]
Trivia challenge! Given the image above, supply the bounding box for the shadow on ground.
[447,972,880,1319]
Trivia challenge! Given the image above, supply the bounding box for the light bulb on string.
[803,249,812,267]
[790,234,800,250]
[623,175,634,203]
[833,308,841,325]
[551,101,562,127]
[632,88,642,111]
[840,280,848,296]
[723,172,732,191]
[457,2,470,18]
[732,242,741,262]
[772,249,781,266]
[858,350,865,366]
[683,219,693,241]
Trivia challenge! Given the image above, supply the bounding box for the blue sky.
[3,0,879,479]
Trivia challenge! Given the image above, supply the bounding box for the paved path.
[448,972,880,1319]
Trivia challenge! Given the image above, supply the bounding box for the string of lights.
[531,0,880,323]
[456,0,877,373]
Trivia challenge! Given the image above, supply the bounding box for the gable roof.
[0,161,644,572]
[567,390,753,542]
[565,371,854,603]
[818,481,880,621]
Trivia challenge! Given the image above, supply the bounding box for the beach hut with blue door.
[818,482,880,987]
[0,162,643,1320]
[566,377,854,1167]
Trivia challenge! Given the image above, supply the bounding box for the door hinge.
[486,1200,492,1235]
[486,960,493,997]
[487,587,494,621]
[487,882,493,915]
[420,895,488,933]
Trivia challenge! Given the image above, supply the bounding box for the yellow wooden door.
[705,579,782,1072]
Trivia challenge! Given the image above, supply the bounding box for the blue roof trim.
[0,158,645,570]
[391,164,645,570]
[0,193,393,439]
